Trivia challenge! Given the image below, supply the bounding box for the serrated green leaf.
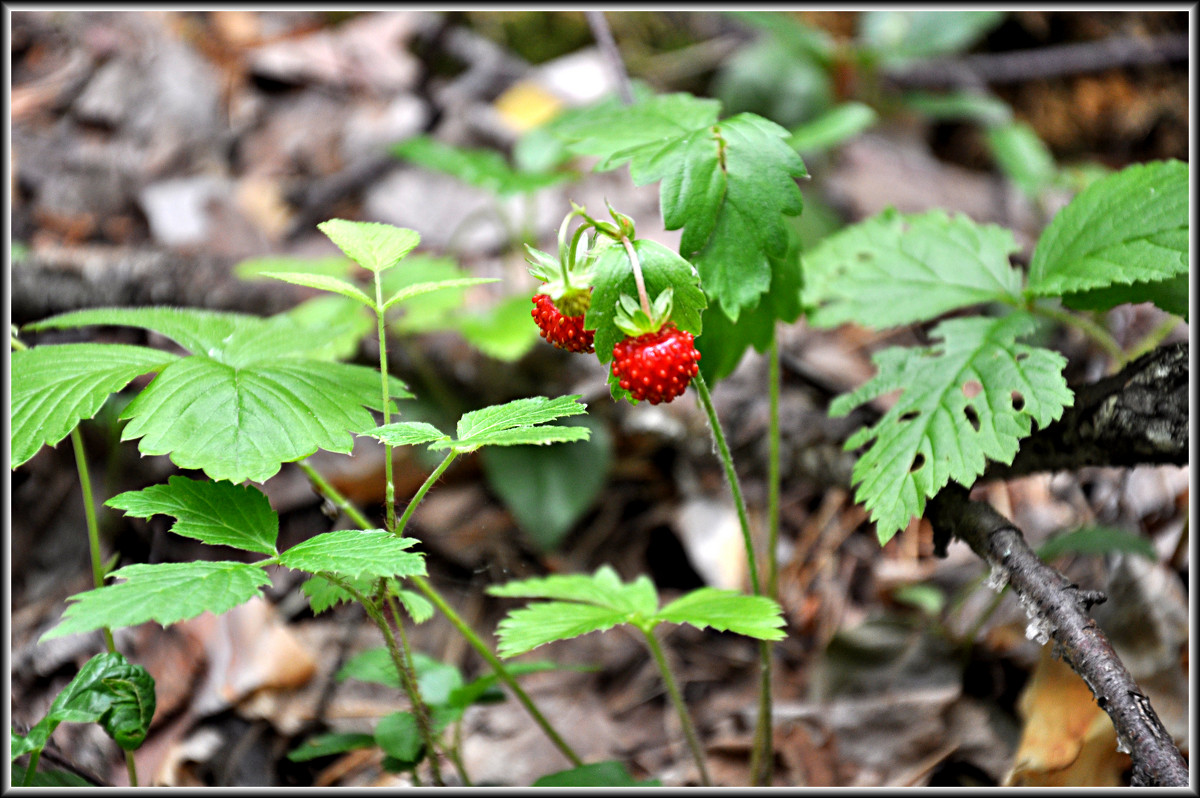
[655,588,786,641]
[586,240,706,367]
[279,295,374,362]
[436,425,590,453]
[396,589,434,624]
[637,113,807,319]
[804,208,1024,328]
[787,102,877,153]
[488,565,658,616]
[392,135,572,196]
[375,711,423,764]
[46,652,156,751]
[1036,525,1158,562]
[263,271,375,308]
[287,732,376,762]
[119,358,408,484]
[1061,272,1189,321]
[364,421,449,447]
[11,344,178,469]
[42,562,272,640]
[1027,160,1187,297]
[25,306,253,354]
[481,416,612,551]
[455,395,587,442]
[300,576,355,615]
[106,476,278,555]
[381,277,497,312]
[492,602,632,658]
[318,219,420,274]
[556,92,721,171]
[830,313,1073,544]
[279,529,425,581]
[533,761,661,788]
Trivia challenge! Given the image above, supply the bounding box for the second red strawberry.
[611,324,701,405]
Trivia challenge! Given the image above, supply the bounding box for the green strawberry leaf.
[830,312,1073,544]
[106,476,278,555]
[45,652,156,751]
[25,306,255,355]
[299,575,416,617]
[365,421,449,447]
[279,530,425,582]
[491,602,634,658]
[42,561,273,640]
[556,91,721,171]
[1026,160,1187,298]
[391,135,573,196]
[375,711,424,765]
[586,239,706,367]
[489,565,659,616]
[318,219,420,274]
[1060,272,1189,321]
[380,255,473,332]
[279,296,374,362]
[364,396,589,454]
[985,120,1058,199]
[655,588,786,641]
[263,271,375,308]
[803,208,1024,329]
[10,343,178,469]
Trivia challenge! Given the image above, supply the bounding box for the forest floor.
[9,10,1190,788]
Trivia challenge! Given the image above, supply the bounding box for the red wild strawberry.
[611,324,701,405]
[531,293,595,353]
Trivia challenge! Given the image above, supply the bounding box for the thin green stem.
[620,236,653,317]
[22,751,41,786]
[373,277,397,533]
[396,452,459,537]
[450,716,472,786]
[386,593,445,786]
[1031,301,1124,367]
[766,334,781,601]
[297,461,585,769]
[1125,315,1182,364]
[638,625,711,786]
[692,373,761,595]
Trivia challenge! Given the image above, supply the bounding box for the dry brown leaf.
[1004,645,1129,785]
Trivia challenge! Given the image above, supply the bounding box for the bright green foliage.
[803,208,1024,329]
[858,10,1006,64]
[10,343,177,469]
[106,476,278,555]
[234,254,354,281]
[482,416,611,551]
[23,306,410,483]
[381,278,497,312]
[488,565,786,657]
[262,271,375,307]
[585,239,706,372]
[986,121,1058,199]
[534,761,661,787]
[366,395,590,454]
[900,91,1012,126]
[10,766,93,787]
[830,313,1073,544]
[280,296,374,361]
[278,530,425,582]
[287,732,375,762]
[787,102,878,153]
[375,711,423,764]
[453,293,543,362]
[318,219,420,274]
[1062,272,1189,322]
[1026,159,1188,304]
[555,92,806,321]
[42,562,273,640]
[391,135,573,196]
[299,576,428,620]
[11,652,155,760]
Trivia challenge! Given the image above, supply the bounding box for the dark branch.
[984,342,1188,481]
[926,485,1189,787]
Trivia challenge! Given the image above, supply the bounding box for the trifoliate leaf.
[636,113,807,319]
[42,562,272,640]
[391,135,573,196]
[263,271,375,308]
[803,208,1024,329]
[106,476,278,555]
[118,357,407,484]
[279,529,425,581]
[10,343,178,469]
[830,312,1073,544]
[1026,160,1187,297]
[585,239,706,366]
[318,219,420,274]
[655,588,786,641]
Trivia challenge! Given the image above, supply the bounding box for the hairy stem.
[387,593,445,785]
[373,276,397,532]
[639,626,712,786]
[297,461,585,769]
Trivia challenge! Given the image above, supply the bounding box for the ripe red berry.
[531,293,594,353]
[611,324,701,405]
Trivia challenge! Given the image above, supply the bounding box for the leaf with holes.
[829,312,1073,544]
[106,476,278,555]
[803,208,1024,329]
